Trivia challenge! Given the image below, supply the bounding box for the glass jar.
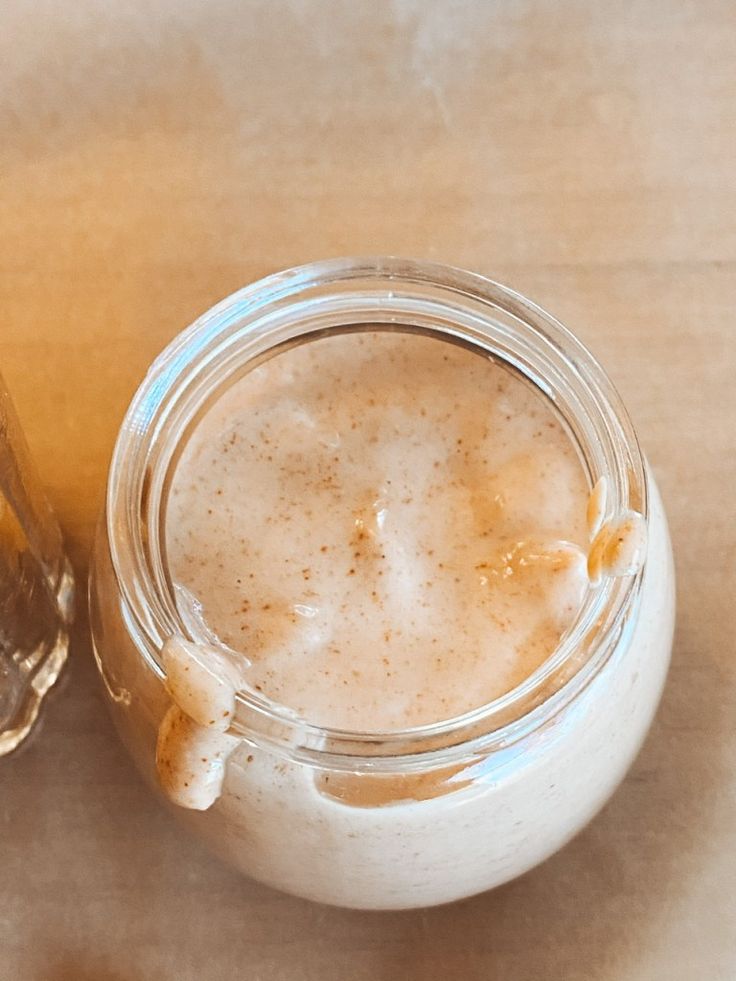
[1,372,74,754]
[89,258,674,909]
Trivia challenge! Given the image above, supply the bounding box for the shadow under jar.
[89,258,674,910]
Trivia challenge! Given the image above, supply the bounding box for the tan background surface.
[1,1,735,978]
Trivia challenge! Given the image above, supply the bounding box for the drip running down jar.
[89,258,674,910]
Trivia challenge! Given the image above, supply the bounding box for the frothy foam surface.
[165,331,590,730]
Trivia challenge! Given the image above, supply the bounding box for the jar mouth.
[106,257,647,769]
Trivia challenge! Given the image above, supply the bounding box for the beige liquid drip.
[165,331,591,732]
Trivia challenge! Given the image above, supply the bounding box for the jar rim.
[106,257,647,770]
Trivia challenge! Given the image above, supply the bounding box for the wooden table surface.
[2,2,735,978]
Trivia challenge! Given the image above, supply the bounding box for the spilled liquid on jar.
[165,330,591,732]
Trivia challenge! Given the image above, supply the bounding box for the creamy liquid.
[166,331,590,731]
[94,326,674,908]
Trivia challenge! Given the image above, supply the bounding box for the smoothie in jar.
[90,260,674,909]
